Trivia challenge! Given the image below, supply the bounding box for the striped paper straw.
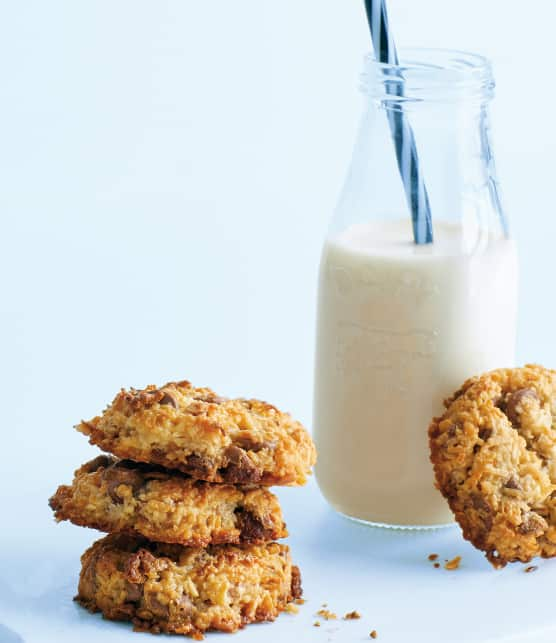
[364,0,433,244]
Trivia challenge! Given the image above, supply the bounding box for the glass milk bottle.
[313,49,518,527]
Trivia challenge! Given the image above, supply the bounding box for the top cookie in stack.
[49,380,316,639]
[76,380,316,486]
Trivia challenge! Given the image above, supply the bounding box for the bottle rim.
[361,47,495,104]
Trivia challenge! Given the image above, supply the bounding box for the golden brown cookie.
[429,364,556,568]
[49,455,287,546]
[76,381,316,486]
[75,534,302,639]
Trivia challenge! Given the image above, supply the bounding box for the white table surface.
[2,474,556,643]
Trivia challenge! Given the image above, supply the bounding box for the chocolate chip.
[478,428,492,441]
[501,388,539,427]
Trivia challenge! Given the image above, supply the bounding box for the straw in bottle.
[364,0,434,244]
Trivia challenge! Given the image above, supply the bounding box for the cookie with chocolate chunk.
[429,364,556,568]
[49,455,287,546]
[77,381,316,486]
[75,533,302,638]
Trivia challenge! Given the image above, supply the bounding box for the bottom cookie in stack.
[76,534,301,640]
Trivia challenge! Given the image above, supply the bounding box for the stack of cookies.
[49,380,316,639]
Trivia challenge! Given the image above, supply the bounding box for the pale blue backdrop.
[0,3,554,642]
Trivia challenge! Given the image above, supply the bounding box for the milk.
[313,219,518,526]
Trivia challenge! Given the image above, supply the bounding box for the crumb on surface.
[316,609,337,620]
[428,553,438,561]
[294,598,306,605]
[343,610,361,620]
[370,630,378,639]
[444,555,462,570]
[525,565,538,573]
[433,562,440,568]
[313,621,321,627]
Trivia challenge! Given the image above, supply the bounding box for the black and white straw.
[364,0,433,244]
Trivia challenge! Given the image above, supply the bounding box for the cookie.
[49,455,287,546]
[75,534,302,639]
[429,364,556,567]
[77,381,316,486]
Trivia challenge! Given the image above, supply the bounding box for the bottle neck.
[331,50,507,243]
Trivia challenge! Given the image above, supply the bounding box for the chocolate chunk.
[501,388,539,427]
[290,565,303,600]
[176,595,194,616]
[234,434,277,452]
[447,423,461,438]
[504,477,520,490]
[159,391,178,408]
[125,549,169,584]
[470,493,493,533]
[185,453,213,478]
[143,470,170,481]
[235,509,267,543]
[151,447,167,461]
[125,580,143,603]
[103,466,144,504]
[478,428,492,441]
[144,591,170,618]
[220,446,261,483]
[80,455,116,474]
[518,512,546,535]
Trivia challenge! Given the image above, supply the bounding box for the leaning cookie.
[429,364,556,568]
[76,534,302,639]
[77,381,316,486]
[49,455,287,546]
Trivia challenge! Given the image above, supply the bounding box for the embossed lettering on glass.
[313,49,518,528]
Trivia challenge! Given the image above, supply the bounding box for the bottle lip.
[361,47,495,104]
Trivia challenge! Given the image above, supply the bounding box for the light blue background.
[0,2,554,642]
